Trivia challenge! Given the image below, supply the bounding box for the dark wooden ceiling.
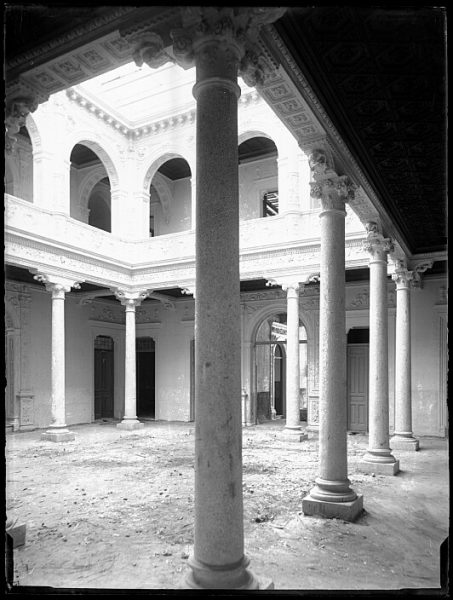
[5,6,447,258]
[275,6,447,255]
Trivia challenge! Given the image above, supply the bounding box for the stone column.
[35,275,81,442]
[122,7,284,589]
[114,290,150,430]
[282,282,306,441]
[359,224,399,475]
[390,261,419,451]
[302,149,363,521]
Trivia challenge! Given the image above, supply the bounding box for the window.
[263,190,279,217]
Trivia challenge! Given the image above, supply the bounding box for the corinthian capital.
[391,261,414,289]
[309,149,356,211]
[5,95,39,154]
[363,225,394,261]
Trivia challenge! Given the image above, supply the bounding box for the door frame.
[347,342,369,432]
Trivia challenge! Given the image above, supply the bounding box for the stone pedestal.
[302,151,362,521]
[41,428,75,442]
[390,263,419,451]
[6,517,26,548]
[360,226,399,475]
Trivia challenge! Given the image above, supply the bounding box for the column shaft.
[116,294,145,431]
[52,293,66,427]
[124,305,138,420]
[391,272,419,450]
[41,284,75,442]
[282,285,306,441]
[360,234,399,474]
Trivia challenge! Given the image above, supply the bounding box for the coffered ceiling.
[274,6,447,255]
[5,6,447,259]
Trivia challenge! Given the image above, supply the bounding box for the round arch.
[142,151,194,194]
[79,164,111,214]
[25,112,42,153]
[246,301,313,346]
[65,135,119,189]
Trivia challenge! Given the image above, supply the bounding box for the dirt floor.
[5,419,449,592]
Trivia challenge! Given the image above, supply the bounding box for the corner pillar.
[302,149,363,521]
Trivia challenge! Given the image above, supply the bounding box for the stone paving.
[5,420,449,591]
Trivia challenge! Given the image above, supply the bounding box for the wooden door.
[94,344,114,419]
[136,351,155,418]
[347,344,368,432]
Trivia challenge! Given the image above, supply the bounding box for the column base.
[304,425,319,439]
[358,458,400,475]
[117,419,144,431]
[390,435,420,451]
[6,518,26,548]
[280,428,308,442]
[41,428,75,442]
[302,493,363,522]
[182,555,273,590]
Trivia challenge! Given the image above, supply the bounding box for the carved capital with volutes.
[363,224,394,262]
[114,289,151,309]
[33,273,82,298]
[309,149,356,212]
[391,259,414,290]
[411,260,434,289]
[5,95,39,154]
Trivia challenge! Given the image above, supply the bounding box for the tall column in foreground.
[390,260,419,451]
[359,224,399,474]
[302,149,363,521]
[122,8,285,588]
[34,274,81,442]
[114,289,150,430]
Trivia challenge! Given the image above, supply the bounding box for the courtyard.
[6,419,449,592]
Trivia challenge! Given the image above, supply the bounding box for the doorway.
[94,335,114,419]
[273,343,286,416]
[347,328,369,432]
[136,337,155,418]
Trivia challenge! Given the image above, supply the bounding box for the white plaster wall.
[239,157,278,220]
[27,289,52,429]
[153,303,193,422]
[5,136,33,202]
[65,297,94,425]
[410,276,447,436]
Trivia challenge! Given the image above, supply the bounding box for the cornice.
[66,86,262,139]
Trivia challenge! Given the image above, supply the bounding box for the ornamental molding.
[66,86,261,139]
[6,7,138,71]
[120,8,286,87]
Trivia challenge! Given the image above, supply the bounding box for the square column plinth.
[302,494,364,522]
[41,429,75,442]
[117,420,144,431]
[358,459,400,475]
[390,437,420,451]
[280,429,308,442]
